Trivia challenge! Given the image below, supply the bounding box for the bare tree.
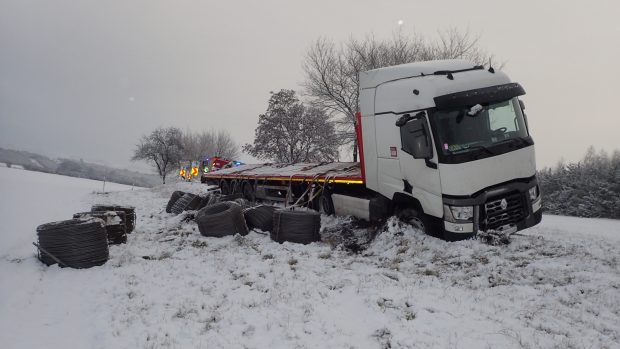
[243,89,339,163]
[213,130,240,159]
[181,129,240,161]
[132,127,184,184]
[303,28,496,161]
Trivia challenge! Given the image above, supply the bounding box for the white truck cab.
[359,60,542,240]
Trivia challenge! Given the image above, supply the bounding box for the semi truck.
[203,60,542,240]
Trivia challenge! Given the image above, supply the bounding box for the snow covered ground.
[1,167,619,349]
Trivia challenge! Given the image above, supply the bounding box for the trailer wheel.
[318,192,335,215]
[166,191,185,213]
[195,202,249,237]
[220,180,230,195]
[241,181,255,202]
[230,180,242,194]
[271,209,321,244]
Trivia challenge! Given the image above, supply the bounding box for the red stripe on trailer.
[355,111,366,183]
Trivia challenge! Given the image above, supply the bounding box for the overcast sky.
[1,0,619,170]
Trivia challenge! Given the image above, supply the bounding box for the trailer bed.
[203,162,363,184]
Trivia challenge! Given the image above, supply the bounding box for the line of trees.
[132,127,239,184]
[538,146,620,219]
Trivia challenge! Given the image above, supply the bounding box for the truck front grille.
[484,192,525,230]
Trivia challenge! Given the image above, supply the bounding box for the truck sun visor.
[434,83,526,110]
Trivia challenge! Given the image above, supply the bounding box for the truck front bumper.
[442,176,542,235]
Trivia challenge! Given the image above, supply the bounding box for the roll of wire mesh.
[73,211,127,244]
[35,217,109,268]
[91,204,136,233]
[271,209,321,244]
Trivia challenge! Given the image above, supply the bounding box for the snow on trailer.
[203,162,363,185]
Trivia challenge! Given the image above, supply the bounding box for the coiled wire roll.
[35,217,109,268]
[73,211,127,244]
[92,204,136,233]
[271,209,321,244]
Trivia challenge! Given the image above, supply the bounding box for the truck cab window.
[489,100,518,133]
[431,97,531,162]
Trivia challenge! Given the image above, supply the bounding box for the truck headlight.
[529,186,539,201]
[444,205,473,222]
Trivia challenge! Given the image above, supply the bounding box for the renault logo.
[500,199,508,210]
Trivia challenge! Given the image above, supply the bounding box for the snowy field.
[0,167,619,349]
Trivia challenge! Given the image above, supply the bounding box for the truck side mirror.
[395,114,413,127]
[400,117,433,159]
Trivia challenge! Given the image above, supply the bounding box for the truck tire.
[318,192,335,215]
[244,205,276,232]
[195,202,249,237]
[166,191,186,213]
[397,208,427,233]
[271,209,321,244]
[242,181,255,202]
[397,208,446,240]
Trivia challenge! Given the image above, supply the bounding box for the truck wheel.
[220,180,230,195]
[242,181,255,202]
[397,208,427,233]
[318,192,334,215]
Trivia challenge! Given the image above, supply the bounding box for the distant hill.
[0,147,58,173]
[0,147,160,187]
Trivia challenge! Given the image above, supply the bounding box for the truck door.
[397,112,443,218]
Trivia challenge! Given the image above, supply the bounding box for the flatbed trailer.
[201,162,377,217]
[204,162,363,185]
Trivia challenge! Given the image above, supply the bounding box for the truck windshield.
[431,97,531,162]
